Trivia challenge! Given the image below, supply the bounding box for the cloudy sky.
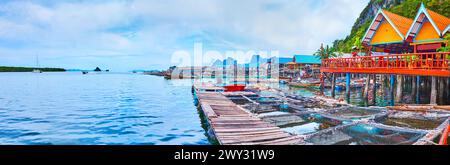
[0,0,369,71]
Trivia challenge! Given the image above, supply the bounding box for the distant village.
[145,54,323,81]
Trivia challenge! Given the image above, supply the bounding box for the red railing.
[321,52,450,77]
[439,124,449,145]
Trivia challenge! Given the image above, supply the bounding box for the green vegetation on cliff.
[331,0,450,53]
[0,66,66,72]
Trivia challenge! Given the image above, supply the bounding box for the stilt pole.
[390,74,395,106]
[331,73,336,98]
[416,76,420,104]
[346,73,351,102]
[430,76,437,105]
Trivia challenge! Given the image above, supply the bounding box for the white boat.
[32,69,42,73]
[33,54,42,73]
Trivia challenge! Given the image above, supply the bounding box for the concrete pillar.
[331,73,336,98]
[430,76,437,105]
[395,75,403,103]
[416,76,420,104]
[390,75,395,106]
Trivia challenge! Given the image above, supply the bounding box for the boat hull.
[223,85,246,92]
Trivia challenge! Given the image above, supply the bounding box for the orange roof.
[382,10,413,36]
[426,8,450,33]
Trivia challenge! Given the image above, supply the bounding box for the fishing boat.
[82,71,88,74]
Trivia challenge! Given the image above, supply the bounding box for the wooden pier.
[193,83,304,145]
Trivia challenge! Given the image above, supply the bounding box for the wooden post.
[331,73,336,98]
[320,73,325,95]
[372,74,377,105]
[439,77,445,105]
[430,76,437,105]
[233,60,238,83]
[364,74,371,100]
[380,75,385,96]
[412,76,416,102]
[395,75,403,103]
[256,56,260,83]
[390,75,395,106]
[416,76,420,104]
[223,60,226,80]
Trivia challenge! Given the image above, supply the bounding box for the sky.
[0,0,369,71]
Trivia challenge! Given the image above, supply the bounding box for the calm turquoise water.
[0,72,209,145]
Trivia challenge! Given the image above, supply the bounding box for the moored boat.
[223,84,246,92]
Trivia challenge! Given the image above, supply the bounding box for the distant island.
[0,66,66,72]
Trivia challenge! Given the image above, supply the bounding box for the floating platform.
[192,82,449,145]
[193,83,304,145]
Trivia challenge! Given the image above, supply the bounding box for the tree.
[437,34,450,61]
[437,34,450,52]
[314,44,337,60]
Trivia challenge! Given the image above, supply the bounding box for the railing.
[321,52,450,76]
[439,124,449,145]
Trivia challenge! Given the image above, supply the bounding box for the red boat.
[223,84,246,92]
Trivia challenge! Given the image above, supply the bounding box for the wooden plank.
[212,121,267,125]
[195,88,302,145]
[238,136,303,145]
[215,130,284,136]
[221,133,292,144]
[219,132,289,139]
[214,127,280,133]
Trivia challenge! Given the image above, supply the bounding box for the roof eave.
[444,25,450,35]
[421,4,443,36]
[362,10,383,43]
[405,4,425,38]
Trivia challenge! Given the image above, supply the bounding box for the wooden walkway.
[194,84,304,145]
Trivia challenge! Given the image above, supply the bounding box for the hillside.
[332,0,450,53]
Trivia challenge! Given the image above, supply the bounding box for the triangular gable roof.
[407,3,450,38]
[362,9,412,44]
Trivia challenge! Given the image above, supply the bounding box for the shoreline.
[0,66,66,72]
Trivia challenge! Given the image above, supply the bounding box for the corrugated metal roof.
[278,57,293,64]
[382,10,413,36]
[293,55,320,64]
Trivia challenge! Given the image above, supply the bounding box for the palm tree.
[314,44,337,60]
